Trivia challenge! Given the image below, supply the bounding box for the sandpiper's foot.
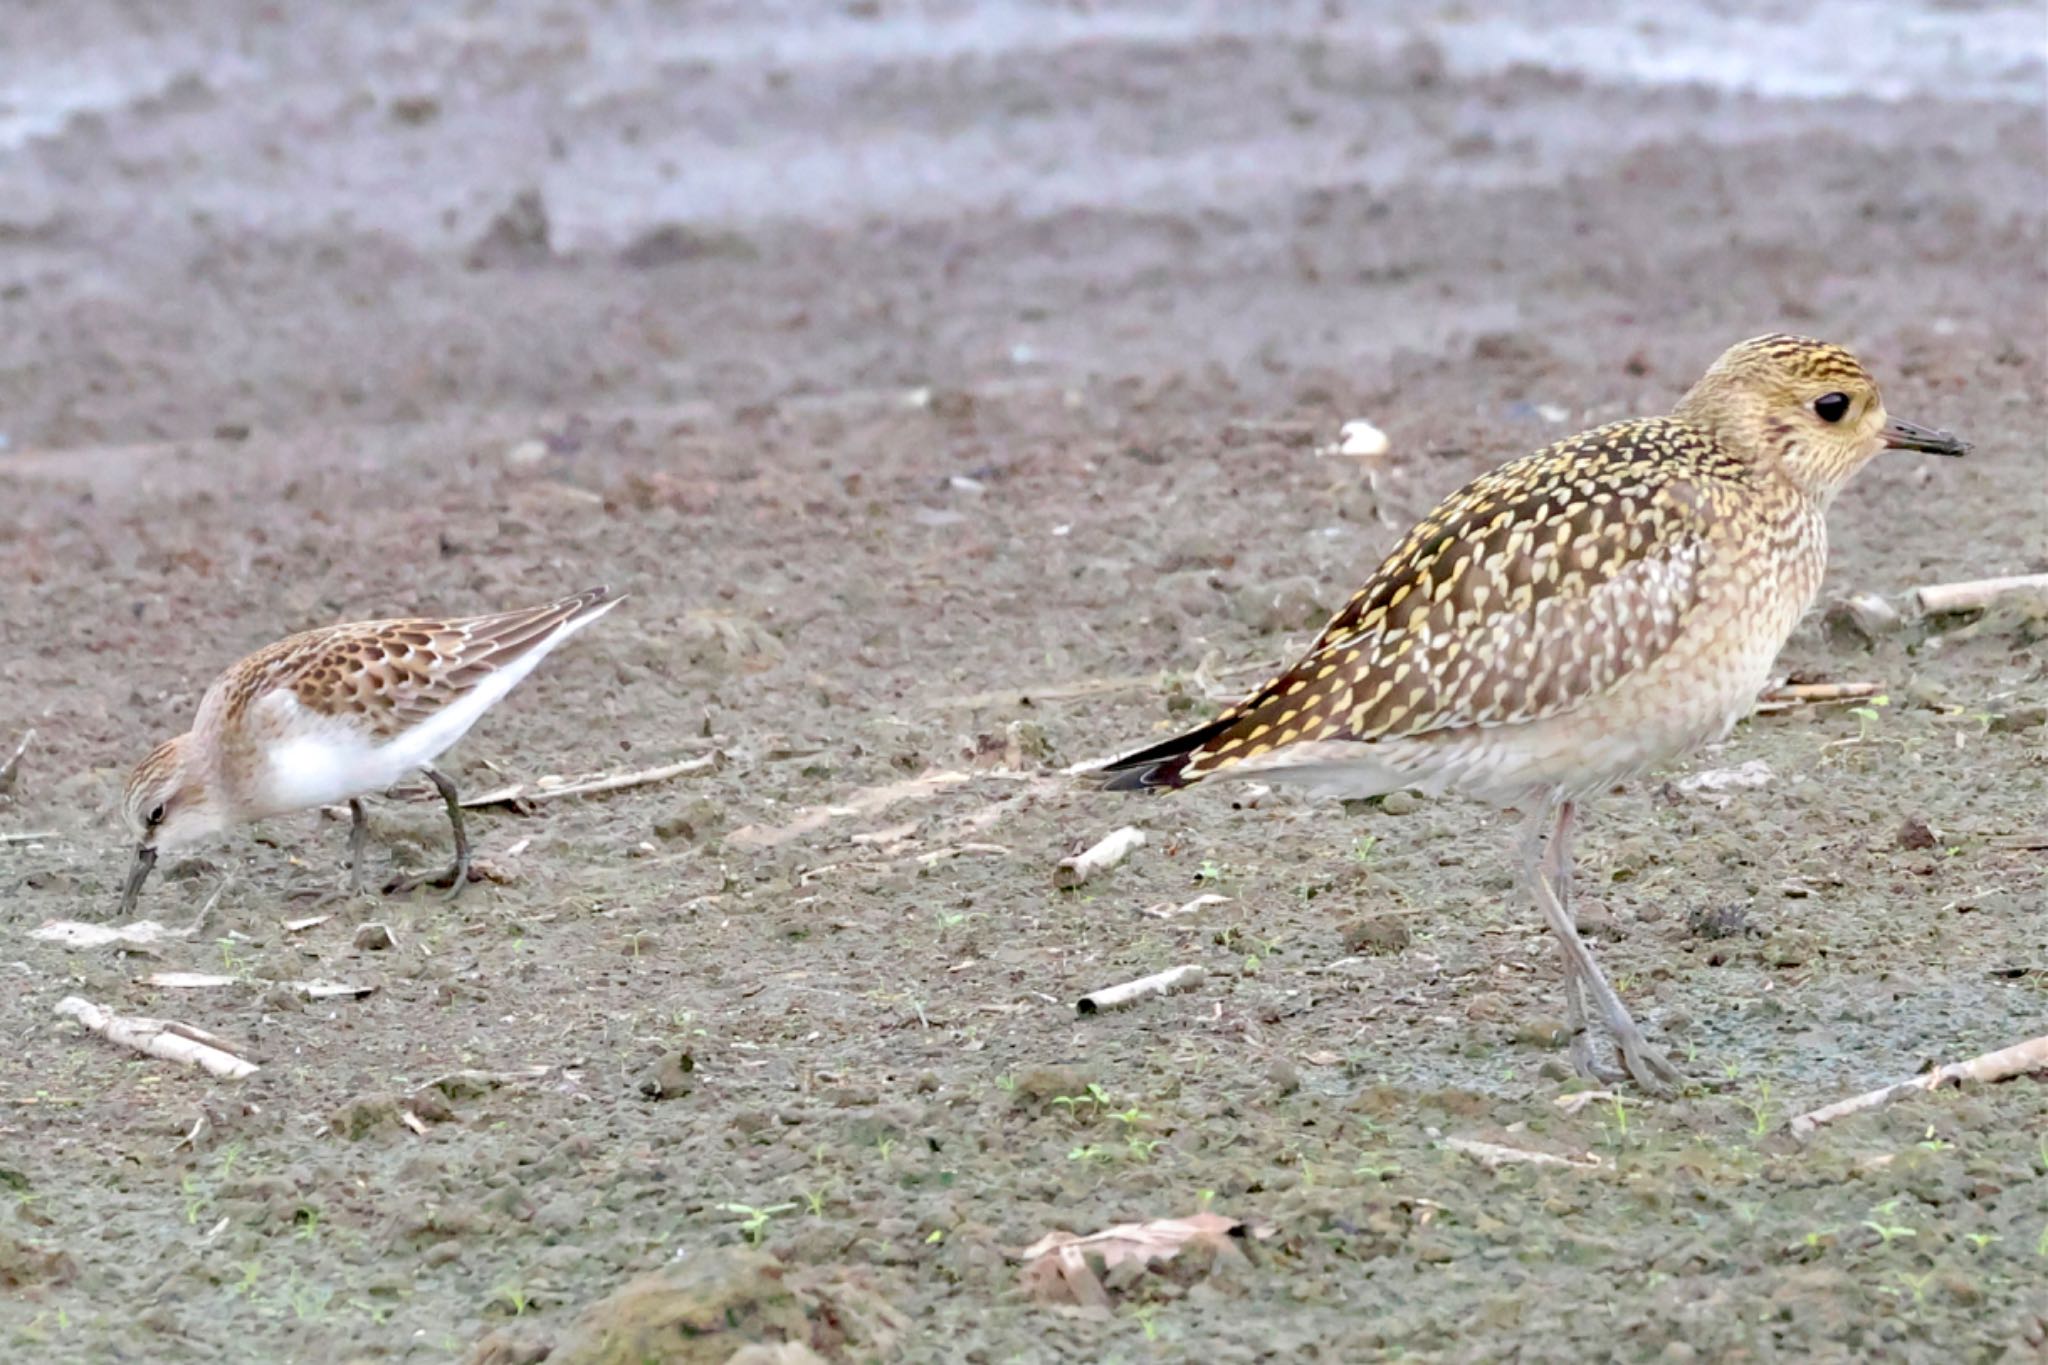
[382,766,472,901]
[289,875,372,908]
[382,861,471,899]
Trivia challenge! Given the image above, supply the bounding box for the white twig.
[1443,1136,1600,1170]
[32,916,199,949]
[461,753,720,808]
[1912,573,2048,616]
[54,996,259,1078]
[0,728,33,792]
[1076,963,1205,1015]
[1053,826,1146,890]
[1787,1033,2048,1138]
[729,769,971,850]
[0,831,61,844]
[939,659,1275,711]
[1139,893,1230,920]
[139,972,239,989]
[1754,681,1882,714]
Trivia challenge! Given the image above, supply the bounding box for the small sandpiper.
[120,586,621,913]
[1098,335,1967,1094]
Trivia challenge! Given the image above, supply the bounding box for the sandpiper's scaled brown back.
[1099,334,1968,1093]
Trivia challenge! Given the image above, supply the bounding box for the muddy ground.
[2,2,2045,1361]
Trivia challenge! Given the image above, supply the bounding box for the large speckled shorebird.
[1099,335,1967,1093]
[120,586,621,914]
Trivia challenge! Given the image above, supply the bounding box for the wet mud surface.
[1,2,2045,1360]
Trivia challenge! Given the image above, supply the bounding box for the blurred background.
[4,0,2042,449]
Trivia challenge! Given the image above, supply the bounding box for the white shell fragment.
[1330,419,1390,457]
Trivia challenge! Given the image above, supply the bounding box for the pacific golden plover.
[1100,335,1967,1093]
[120,586,621,913]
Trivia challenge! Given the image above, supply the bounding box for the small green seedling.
[1739,1080,1774,1136]
[1354,1154,1402,1180]
[721,1202,798,1245]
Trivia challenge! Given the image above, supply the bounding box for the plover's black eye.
[1813,392,1851,423]
[146,804,166,827]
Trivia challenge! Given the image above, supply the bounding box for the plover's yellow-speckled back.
[1100,334,1968,1092]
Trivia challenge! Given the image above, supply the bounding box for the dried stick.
[1443,1136,1600,1171]
[460,753,720,808]
[0,728,32,792]
[1053,826,1146,889]
[729,769,971,850]
[0,831,61,845]
[1912,573,2048,616]
[1787,1033,2048,1138]
[1758,681,1882,705]
[54,996,259,1078]
[938,659,1277,711]
[1076,964,1206,1015]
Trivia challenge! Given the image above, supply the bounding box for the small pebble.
[1573,897,1622,940]
[1824,592,1901,645]
[1340,913,1412,955]
[1685,905,1751,940]
[503,439,549,471]
[637,1051,696,1101]
[1514,1016,1570,1049]
[1333,419,1389,457]
[1010,1064,1098,1104]
[1895,814,1938,851]
[1379,789,1422,816]
[1765,930,1816,968]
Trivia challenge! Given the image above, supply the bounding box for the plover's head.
[1674,333,1967,505]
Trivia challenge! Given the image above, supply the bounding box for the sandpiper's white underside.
[254,602,613,817]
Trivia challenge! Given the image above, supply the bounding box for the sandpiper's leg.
[346,798,369,896]
[1522,804,1683,1095]
[385,767,472,899]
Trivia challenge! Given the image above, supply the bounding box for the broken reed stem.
[1912,573,2048,616]
[1076,964,1206,1015]
[1443,1136,1600,1171]
[461,753,719,808]
[1787,1033,2048,1138]
[1053,826,1146,889]
[54,996,259,1079]
[937,659,1277,711]
[1760,682,1881,703]
[0,727,33,791]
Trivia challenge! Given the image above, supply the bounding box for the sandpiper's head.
[119,735,216,914]
[1674,334,1967,503]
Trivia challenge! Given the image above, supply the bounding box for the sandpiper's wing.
[207,586,619,741]
[1100,422,1737,790]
